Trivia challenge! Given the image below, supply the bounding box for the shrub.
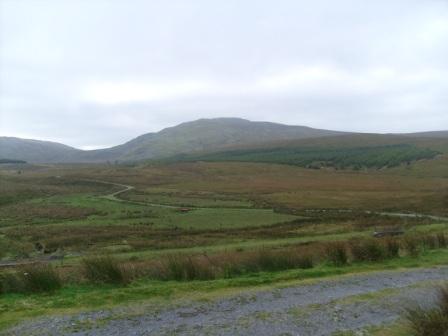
[82,256,132,285]
[325,242,348,266]
[350,239,385,262]
[406,286,448,336]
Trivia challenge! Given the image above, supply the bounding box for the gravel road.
[5,266,448,336]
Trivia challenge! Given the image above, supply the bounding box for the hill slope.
[1,118,346,163]
[404,130,448,138]
[91,118,346,162]
[165,133,448,169]
[0,137,82,163]
[2,118,447,163]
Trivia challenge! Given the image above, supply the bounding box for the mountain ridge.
[1,118,447,163]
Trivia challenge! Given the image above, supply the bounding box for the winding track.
[81,179,135,200]
[87,178,448,221]
[83,179,179,208]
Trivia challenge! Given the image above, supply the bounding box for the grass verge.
[2,248,448,331]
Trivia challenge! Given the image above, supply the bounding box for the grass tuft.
[324,242,348,266]
[437,233,447,249]
[402,236,421,258]
[81,256,132,285]
[350,239,385,262]
[383,238,400,259]
[0,263,61,294]
[158,255,216,281]
[406,286,448,336]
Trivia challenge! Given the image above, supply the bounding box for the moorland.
[1,119,448,335]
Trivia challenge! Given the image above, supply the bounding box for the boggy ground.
[1,161,446,259]
[2,160,448,335]
[5,266,448,336]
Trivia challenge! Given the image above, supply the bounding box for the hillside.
[0,137,82,163]
[0,158,26,164]
[1,118,346,163]
[96,118,346,162]
[165,133,448,169]
[404,130,448,138]
[1,118,447,164]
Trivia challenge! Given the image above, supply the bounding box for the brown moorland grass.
[0,233,446,292]
[2,210,432,255]
[0,264,61,294]
[0,172,116,206]
[138,233,448,281]
[81,256,133,285]
[406,286,448,336]
[0,203,100,226]
[349,238,386,262]
[51,161,448,214]
[3,161,448,215]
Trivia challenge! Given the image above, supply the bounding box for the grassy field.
[1,156,448,333]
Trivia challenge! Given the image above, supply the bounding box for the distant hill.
[0,137,82,163]
[83,118,346,162]
[0,118,346,163]
[166,133,447,170]
[403,131,448,138]
[0,158,27,164]
[1,118,447,164]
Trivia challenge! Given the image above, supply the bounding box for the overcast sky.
[1,0,448,149]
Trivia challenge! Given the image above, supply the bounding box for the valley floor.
[2,161,448,335]
[5,266,448,336]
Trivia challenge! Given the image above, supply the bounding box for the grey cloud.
[1,0,447,148]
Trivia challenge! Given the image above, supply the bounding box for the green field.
[28,194,293,230]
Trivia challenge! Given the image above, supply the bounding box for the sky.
[1,0,448,149]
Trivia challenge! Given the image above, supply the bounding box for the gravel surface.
[5,266,448,336]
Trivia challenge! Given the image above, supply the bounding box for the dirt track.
[5,266,448,336]
[90,179,448,222]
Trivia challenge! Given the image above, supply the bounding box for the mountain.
[0,137,82,163]
[403,131,448,138]
[1,118,447,164]
[0,118,346,163]
[79,118,346,162]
